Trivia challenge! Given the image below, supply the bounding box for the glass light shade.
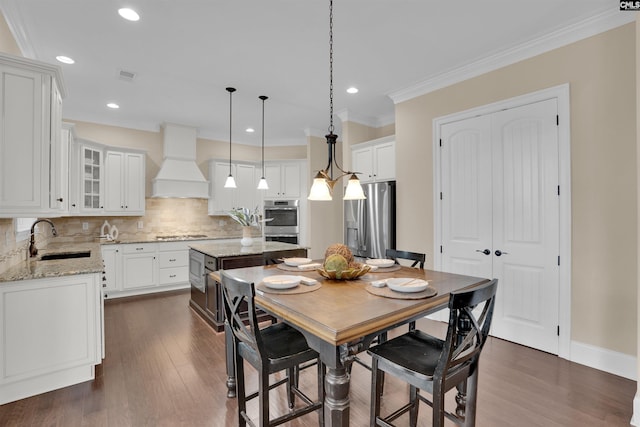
[257,177,269,190]
[224,174,237,188]
[343,174,366,200]
[308,176,333,201]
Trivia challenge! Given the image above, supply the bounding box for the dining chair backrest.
[220,270,265,363]
[438,279,498,380]
[385,249,426,268]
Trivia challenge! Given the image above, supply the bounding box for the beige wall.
[396,24,637,355]
[0,13,20,55]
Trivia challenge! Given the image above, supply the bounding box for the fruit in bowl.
[317,244,371,280]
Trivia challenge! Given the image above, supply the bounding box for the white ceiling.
[0,0,630,146]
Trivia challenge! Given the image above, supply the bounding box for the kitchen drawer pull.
[169,274,176,278]
[136,247,144,251]
[169,258,176,262]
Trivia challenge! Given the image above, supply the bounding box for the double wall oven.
[263,200,299,244]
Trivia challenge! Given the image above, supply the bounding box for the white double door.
[440,99,560,354]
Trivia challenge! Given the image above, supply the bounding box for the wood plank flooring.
[0,290,635,426]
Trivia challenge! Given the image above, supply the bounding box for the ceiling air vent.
[118,69,137,82]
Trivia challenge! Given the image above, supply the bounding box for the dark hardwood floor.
[0,290,635,426]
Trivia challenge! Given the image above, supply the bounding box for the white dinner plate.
[283,257,312,267]
[262,275,301,289]
[386,278,430,293]
[366,258,395,268]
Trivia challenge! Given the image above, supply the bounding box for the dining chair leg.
[235,352,247,427]
[370,358,382,427]
[287,367,295,409]
[432,383,446,427]
[463,367,479,427]
[409,384,419,427]
[259,368,270,427]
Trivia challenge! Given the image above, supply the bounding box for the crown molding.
[0,0,37,58]
[388,9,635,104]
[336,108,395,128]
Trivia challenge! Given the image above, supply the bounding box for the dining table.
[211,262,490,427]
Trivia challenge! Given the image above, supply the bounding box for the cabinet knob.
[71,204,76,207]
[57,197,63,202]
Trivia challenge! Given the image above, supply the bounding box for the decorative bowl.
[317,263,372,280]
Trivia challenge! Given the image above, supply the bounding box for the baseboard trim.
[570,340,636,381]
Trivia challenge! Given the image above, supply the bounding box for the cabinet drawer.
[159,267,188,285]
[158,250,188,268]
[122,243,156,254]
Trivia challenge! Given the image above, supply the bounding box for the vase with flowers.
[228,206,263,246]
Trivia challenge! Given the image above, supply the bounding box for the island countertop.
[189,240,307,258]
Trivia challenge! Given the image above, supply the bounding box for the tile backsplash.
[0,198,257,275]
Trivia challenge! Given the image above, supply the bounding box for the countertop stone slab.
[0,242,103,283]
[189,241,307,258]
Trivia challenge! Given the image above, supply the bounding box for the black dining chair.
[220,270,325,427]
[385,249,426,269]
[368,279,498,427]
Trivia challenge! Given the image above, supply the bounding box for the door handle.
[495,250,509,256]
[476,249,490,255]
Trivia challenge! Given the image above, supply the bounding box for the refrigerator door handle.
[359,198,367,252]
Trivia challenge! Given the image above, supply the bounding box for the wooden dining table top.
[211,263,490,347]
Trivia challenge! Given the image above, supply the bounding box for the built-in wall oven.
[263,199,299,244]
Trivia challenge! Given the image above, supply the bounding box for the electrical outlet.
[137,221,144,229]
[82,222,89,231]
[219,220,225,227]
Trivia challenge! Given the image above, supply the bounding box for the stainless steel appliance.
[264,199,299,244]
[344,181,396,259]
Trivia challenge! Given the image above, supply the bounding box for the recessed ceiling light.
[106,103,120,109]
[346,87,359,94]
[56,55,75,64]
[246,128,255,133]
[118,8,140,21]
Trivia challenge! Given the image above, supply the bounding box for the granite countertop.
[0,242,103,283]
[101,235,231,245]
[189,241,307,258]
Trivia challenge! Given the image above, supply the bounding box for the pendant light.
[308,0,365,201]
[257,95,269,190]
[224,87,237,188]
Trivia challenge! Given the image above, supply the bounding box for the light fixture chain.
[328,0,334,134]
[229,89,233,172]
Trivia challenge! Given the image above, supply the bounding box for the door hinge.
[439,138,442,147]
[440,245,443,254]
[440,192,443,200]
[558,256,560,266]
[557,185,560,196]
[556,115,559,126]
[557,325,560,336]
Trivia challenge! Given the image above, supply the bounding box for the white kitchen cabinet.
[0,53,66,217]
[157,241,189,285]
[263,161,302,199]
[122,243,158,290]
[101,241,199,299]
[78,143,104,213]
[104,149,146,215]
[48,86,65,214]
[101,244,121,298]
[0,273,102,405]
[208,160,258,214]
[351,136,395,183]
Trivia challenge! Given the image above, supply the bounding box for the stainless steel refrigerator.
[344,181,396,259]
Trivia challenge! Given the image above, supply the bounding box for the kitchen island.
[188,240,307,331]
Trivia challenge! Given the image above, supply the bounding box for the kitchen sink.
[39,251,91,261]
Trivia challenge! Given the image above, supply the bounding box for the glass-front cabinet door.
[81,145,103,212]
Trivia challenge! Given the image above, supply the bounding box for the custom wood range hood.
[152,123,209,198]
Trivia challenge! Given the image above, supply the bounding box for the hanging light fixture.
[224,87,237,188]
[257,95,269,190]
[308,0,365,201]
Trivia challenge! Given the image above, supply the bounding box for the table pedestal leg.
[324,367,350,427]
[225,323,236,398]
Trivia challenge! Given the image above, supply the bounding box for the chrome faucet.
[29,219,58,258]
